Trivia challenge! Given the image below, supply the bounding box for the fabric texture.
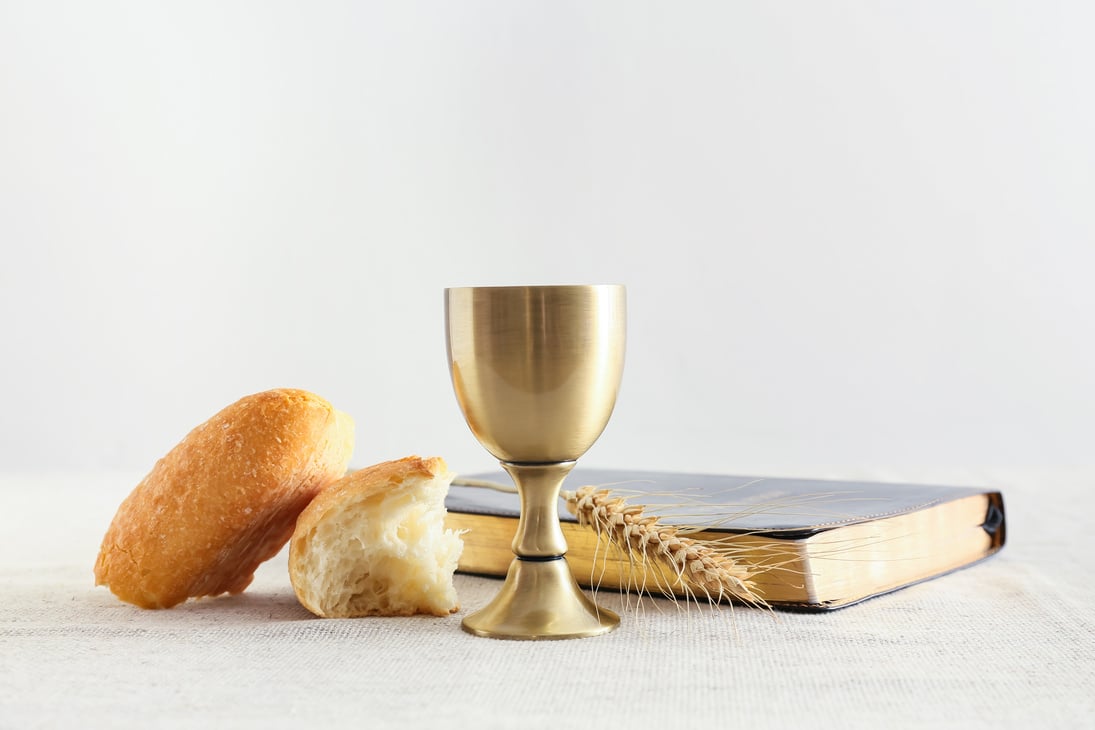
[2,471,1093,729]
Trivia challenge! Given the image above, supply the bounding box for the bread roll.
[95,388,354,609]
[289,456,463,618]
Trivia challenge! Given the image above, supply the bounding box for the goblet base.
[461,557,620,640]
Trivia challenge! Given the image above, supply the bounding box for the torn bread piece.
[289,455,464,618]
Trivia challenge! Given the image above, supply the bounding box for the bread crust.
[292,455,443,535]
[94,388,354,609]
[289,455,457,617]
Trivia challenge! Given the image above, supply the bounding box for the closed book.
[444,469,1006,611]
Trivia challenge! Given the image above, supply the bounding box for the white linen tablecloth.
[2,470,1093,729]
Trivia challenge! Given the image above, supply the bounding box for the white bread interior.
[289,456,464,618]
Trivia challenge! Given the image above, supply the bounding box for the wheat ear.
[562,485,768,609]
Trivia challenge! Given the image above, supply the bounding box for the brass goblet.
[445,284,626,640]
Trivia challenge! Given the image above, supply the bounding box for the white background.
[1,1,1092,480]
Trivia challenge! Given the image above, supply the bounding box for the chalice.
[445,284,626,640]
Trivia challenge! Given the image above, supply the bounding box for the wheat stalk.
[561,485,768,609]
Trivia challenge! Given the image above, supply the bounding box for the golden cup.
[445,284,626,639]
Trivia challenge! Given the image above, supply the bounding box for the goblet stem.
[501,461,573,559]
[459,461,621,640]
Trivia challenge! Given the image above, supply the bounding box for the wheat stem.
[561,485,768,609]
